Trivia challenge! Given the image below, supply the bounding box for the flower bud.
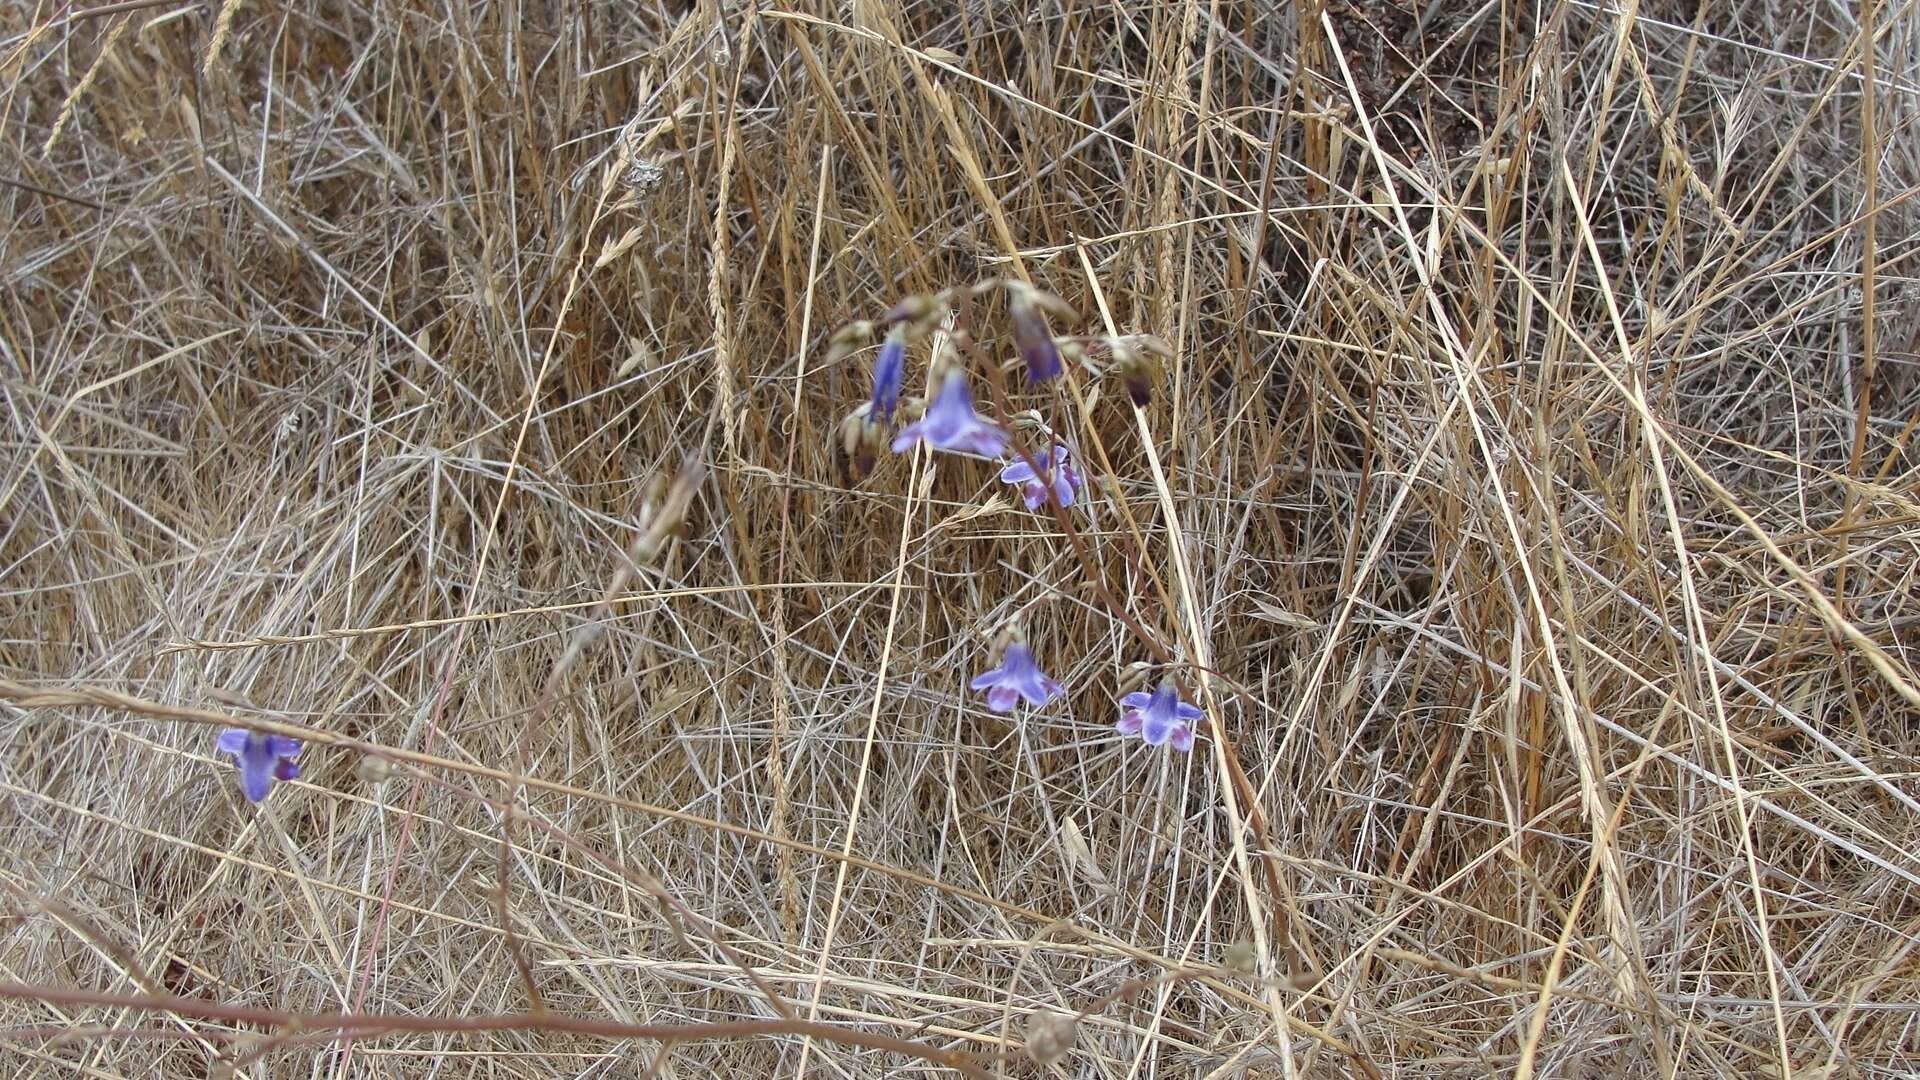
[826,320,875,368]
[1109,336,1166,406]
[1006,281,1072,382]
[880,293,945,333]
[838,405,886,480]
[1006,409,1048,434]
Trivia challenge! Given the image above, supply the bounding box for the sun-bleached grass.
[3,0,1919,1075]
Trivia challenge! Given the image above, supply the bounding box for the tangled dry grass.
[4,0,1920,1075]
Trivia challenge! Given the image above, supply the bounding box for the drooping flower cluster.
[831,284,1194,752]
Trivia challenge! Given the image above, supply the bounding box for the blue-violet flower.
[1116,680,1201,751]
[1000,445,1081,510]
[217,728,302,802]
[970,642,1064,712]
[890,368,1010,458]
[869,328,906,425]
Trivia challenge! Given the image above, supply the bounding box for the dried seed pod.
[631,458,704,564]
[1024,1010,1078,1066]
[1223,939,1258,975]
[355,754,394,785]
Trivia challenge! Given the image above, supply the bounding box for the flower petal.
[217,729,249,755]
[238,755,274,802]
[957,425,1009,457]
[1168,725,1194,752]
[267,736,302,759]
[969,669,1003,691]
[1116,711,1143,736]
[987,685,1019,713]
[889,423,926,453]
[999,460,1037,484]
[1019,337,1061,382]
[1176,703,1204,721]
[870,337,906,423]
[1140,714,1172,746]
[1120,692,1153,711]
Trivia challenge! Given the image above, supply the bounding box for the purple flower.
[1116,681,1201,751]
[869,330,906,425]
[216,729,302,802]
[970,642,1063,712]
[1009,283,1067,382]
[890,368,1009,458]
[1000,445,1081,510]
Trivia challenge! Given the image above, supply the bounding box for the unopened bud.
[1117,661,1155,695]
[1006,282,1071,382]
[826,320,875,367]
[1110,336,1164,407]
[880,293,943,332]
[837,405,886,481]
[1006,409,1048,433]
[1057,338,1088,372]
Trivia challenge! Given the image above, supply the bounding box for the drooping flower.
[869,328,906,425]
[216,729,302,802]
[1116,680,1201,751]
[1109,335,1170,407]
[1008,282,1073,383]
[890,367,1009,458]
[970,642,1064,712]
[999,444,1081,511]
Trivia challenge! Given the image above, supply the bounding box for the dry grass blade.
[4,1,1918,1076]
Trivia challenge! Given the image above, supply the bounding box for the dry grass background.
[3,0,1919,1075]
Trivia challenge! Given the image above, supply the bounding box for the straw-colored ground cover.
[3,1,1918,1075]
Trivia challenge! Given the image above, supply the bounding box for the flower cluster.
[832,284,1197,752]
